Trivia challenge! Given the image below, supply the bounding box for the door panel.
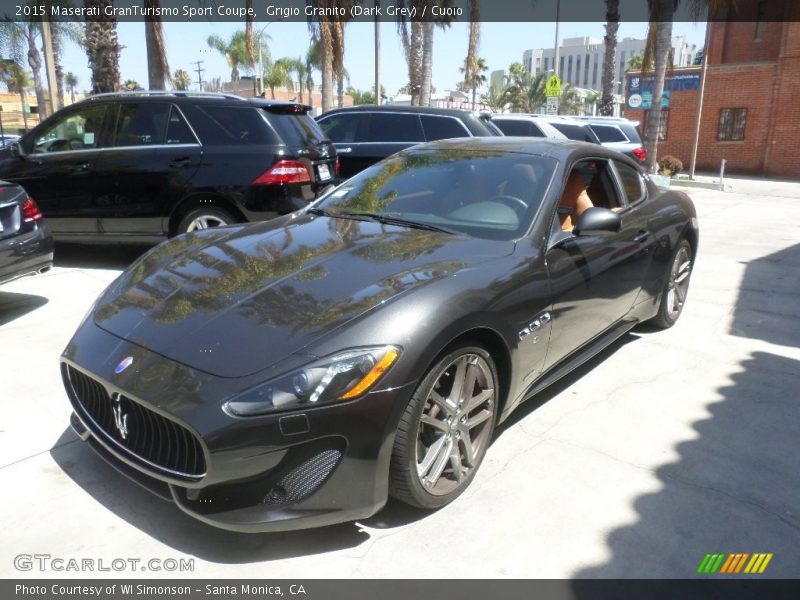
[544,160,652,369]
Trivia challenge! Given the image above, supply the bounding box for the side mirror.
[573,207,621,236]
[10,141,25,158]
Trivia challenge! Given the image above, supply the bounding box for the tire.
[175,205,237,235]
[389,344,499,509]
[650,239,693,329]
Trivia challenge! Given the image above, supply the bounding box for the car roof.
[319,104,481,117]
[401,136,642,167]
[75,91,311,111]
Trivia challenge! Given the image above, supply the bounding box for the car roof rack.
[81,91,247,102]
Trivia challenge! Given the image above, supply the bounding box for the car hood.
[93,214,513,378]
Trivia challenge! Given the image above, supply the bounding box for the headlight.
[224,346,401,417]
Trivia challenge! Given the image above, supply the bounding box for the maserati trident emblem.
[111,393,129,440]
[115,356,134,374]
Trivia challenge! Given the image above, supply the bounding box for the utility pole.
[192,60,205,91]
[689,21,710,179]
[553,0,561,80]
[374,0,381,105]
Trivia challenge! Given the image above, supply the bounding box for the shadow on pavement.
[54,243,153,271]
[50,428,371,563]
[571,244,800,580]
[0,291,48,326]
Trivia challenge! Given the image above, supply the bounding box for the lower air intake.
[264,449,343,505]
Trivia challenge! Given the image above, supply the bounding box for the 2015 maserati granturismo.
[60,138,697,532]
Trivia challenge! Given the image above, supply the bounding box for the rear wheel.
[651,239,693,328]
[390,344,498,509]
[176,206,237,235]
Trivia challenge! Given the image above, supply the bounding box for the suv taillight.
[632,147,647,161]
[22,197,43,222]
[253,160,312,185]
[335,156,340,176]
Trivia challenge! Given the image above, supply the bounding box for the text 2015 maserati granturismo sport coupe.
[60,138,698,532]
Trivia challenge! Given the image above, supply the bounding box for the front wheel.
[651,239,693,328]
[389,344,498,509]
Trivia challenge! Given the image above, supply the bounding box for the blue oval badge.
[115,356,134,374]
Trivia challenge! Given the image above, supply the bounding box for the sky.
[59,20,707,98]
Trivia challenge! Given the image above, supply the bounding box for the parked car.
[491,114,569,139]
[0,134,21,149]
[61,137,698,532]
[571,116,648,165]
[0,92,337,243]
[0,182,54,286]
[316,105,502,179]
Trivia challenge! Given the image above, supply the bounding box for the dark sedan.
[60,138,698,532]
[0,182,54,286]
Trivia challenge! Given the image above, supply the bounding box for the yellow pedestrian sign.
[546,74,561,97]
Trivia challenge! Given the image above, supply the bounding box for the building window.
[576,57,581,84]
[584,53,590,86]
[560,56,564,77]
[592,62,598,87]
[717,108,747,141]
[644,109,669,141]
[567,56,573,82]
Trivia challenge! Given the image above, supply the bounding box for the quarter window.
[165,107,197,144]
[591,124,627,143]
[420,115,468,141]
[614,161,645,205]
[317,113,366,143]
[717,108,747,141]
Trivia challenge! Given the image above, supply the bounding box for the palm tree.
[64,71,78,103]
[2,64,32,128]
[123,79,143,91]
[173,69,191,91]
[627,53,644,71]
[84,0,121,93]
[559,84,586,115]
[307,3,335,112]
[600,0,619,116]
[207,31,258,87]
[459,56,489,110]
[481,84,508,113]
[144,0,170,90]
[263,58,294,99]
[504,62,548,113]
[464,2,480,109]
[0,21,48,118]
[51,21,84,108]
[288,57,307,104]
[305,41,320,109]
[584,90,601,115]
[330,6,350,109]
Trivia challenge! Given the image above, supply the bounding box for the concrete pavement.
[1,182,798,579]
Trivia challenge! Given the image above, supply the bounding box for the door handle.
[70,162,89,172]
[169,157,192,168]
[337,147,352,153]
[633,230,650,243]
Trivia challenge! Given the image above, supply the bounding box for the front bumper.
[0,223,54,286]
[61,322,415,532]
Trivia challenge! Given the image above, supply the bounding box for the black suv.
[0,92,337,242]
[316,105,502,179]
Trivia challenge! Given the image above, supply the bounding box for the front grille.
[263,449,343,505]
[66,365,206,480]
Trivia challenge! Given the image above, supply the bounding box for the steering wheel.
[69,138,85,150]
[489,195,528,213]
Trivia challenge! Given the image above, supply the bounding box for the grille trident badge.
[111,393,128,440]
[115,356,134,374]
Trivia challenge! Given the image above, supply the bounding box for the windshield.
[314,149,556,241]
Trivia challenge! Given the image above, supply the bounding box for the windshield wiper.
[341,212,455,235]
[307,207,333,217]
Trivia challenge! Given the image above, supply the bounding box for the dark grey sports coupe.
[60,138,698,532]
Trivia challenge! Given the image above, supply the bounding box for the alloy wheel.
[185,214,228,232]
[415,353,496,496]
[665,245,692,319]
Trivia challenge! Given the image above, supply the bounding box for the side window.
[614,161,646,205]
[317,113,366,143]
[494,119,542,137]
[554,159,621,234]
[166,107,197,144]
[114,103,170,147]
[420,115,468,141]
[366,113,424,143]
[180,105,280,146]
[528,122,546,137]
[591,124,627,143]
[32,104,110,153]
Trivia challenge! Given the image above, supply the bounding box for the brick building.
[623,0,800,178]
